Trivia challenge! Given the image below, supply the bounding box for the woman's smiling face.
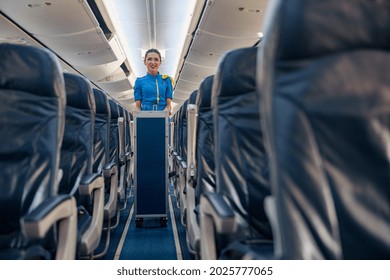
[144,52,161,75]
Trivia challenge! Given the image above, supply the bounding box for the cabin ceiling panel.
[173,90,191,101]
[97,77,132,93]
[74,35,126,81]
[173,95,190,105]
[96,66,127,83]
[0,0,118,66]
[0,13,81,77]
[0,0,99,34]
[185,48,222,68]
[107,89,133,102]
[178,61,216,85]
[175,79,200,95]
[200,0,268,38]
[174,34,193,80]
[108,34,126,65]
[173,89,191,98]
[192,30,259,57]
[173,89,190,96]
[76,57,123,82]
[59,62,82,76]
[0,14,38,46]
[173,93,191,104]
[34,28,116,67]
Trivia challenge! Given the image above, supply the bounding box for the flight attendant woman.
[134,48,173,115]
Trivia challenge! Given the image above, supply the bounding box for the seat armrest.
[103,162,117,178]
[175,155,182,162]
[201,192,236,232]
[119,155,126,165]
[186,104,197,189]
[126,151,131,161]
[103,163,118,219]
[79,173,104,196]
[180,160,187,170]
[79,174,105,256]
[200,192,236,259]
[22,195,77,260]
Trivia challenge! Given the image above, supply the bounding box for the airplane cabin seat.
[61,73,104,259]
[178,99,189,225]
[171,106,182,201]
[124,109,132,196]
[91,88,118,258]
[194,75,217,258]
[258,0,390,259]
[0,43,77,260]
[200,47,273,260]
[195,75,216,204]
[184,89,200,257]
[117,104,129,210]
[107,99,123,229]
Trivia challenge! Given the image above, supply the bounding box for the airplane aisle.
[98,185,191,260]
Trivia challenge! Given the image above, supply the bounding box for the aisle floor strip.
[114,203,134,260]
[169,194,183,260]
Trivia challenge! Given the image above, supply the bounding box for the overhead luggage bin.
[133,111,169,227]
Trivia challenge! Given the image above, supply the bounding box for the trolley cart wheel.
[160,217,168,227]
[135,217,143,228]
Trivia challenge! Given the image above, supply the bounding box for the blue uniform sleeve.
[134,78,142,101]
[166,77,173,99]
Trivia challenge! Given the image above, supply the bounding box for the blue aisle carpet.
[97,184,191,260]
[169,193,192,260]
[95,195,134,260]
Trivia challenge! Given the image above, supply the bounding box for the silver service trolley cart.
[133,110,169,227]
